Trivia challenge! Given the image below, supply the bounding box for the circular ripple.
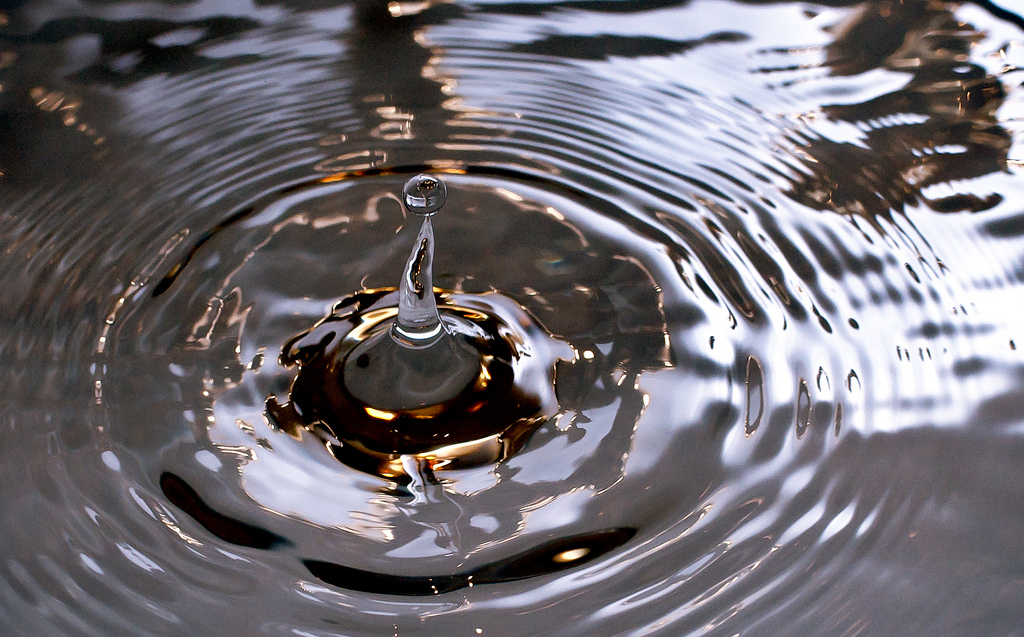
[2,0,1024,635]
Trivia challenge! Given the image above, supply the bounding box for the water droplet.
[402,173,447,216]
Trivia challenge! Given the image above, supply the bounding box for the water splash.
[340,174,483,415]
[266,174,572,477]
[2,0,1024,635]
[392,174,447,344]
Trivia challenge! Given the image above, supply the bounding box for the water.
[270,173,569,475]
[391,173,448,343]
[2,0,1024,634]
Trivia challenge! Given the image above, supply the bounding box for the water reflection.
[1,0,1024,635]
[785,0,1014,217]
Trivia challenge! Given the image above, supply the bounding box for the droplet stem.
[392,216,445,346]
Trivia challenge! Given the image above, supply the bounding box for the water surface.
[2,0,1024,635]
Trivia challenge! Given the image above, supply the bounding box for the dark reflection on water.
[305,528,636,595]
[2,0,1024,635]
[788,0,1012,216]
[160,472,289,550]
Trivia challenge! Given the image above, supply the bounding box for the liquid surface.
[2,0,1024,635]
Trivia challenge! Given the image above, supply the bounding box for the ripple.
[2,0,1024,635]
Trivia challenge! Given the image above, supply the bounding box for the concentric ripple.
[2,0,1024,635]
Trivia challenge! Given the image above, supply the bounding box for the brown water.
[2,0,1024,634]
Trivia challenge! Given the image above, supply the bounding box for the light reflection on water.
[2,0,1024,634]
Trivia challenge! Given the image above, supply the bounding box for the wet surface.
[2,0,1024,635]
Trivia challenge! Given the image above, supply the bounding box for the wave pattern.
[2,0,1024,635]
